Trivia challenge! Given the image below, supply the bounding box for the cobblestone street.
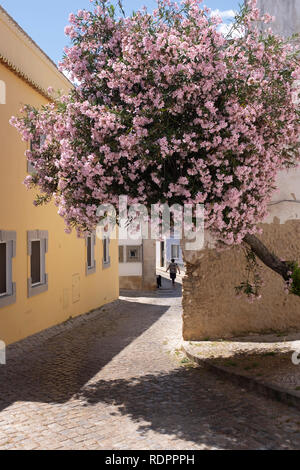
[0,276,300,450]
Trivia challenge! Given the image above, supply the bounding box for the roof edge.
[0,5,72,89]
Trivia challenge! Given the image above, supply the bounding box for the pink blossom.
[10,0,300,249]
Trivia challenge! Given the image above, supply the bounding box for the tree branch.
[243,233,291,281]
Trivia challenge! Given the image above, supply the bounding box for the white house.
[119,235,157,290]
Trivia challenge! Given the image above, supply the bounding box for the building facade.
[119,237,157,290]
[0,7,119,346]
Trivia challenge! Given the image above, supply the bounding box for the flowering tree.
[11,0,300,298]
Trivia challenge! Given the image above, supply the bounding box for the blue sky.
[0,0,241,65]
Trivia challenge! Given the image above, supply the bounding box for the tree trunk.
[243,233,291,281]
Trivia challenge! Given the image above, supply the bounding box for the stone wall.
[182,220,300,340]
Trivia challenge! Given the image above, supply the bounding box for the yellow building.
[0,6,119,346]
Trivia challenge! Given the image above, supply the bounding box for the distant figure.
[157,275,162,288]
[166,258,180,285]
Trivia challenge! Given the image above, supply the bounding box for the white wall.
[258,0,300,225]
[156,241,161,268]
[257,0,300,38]
[265,168,300,224]
[119,263,142,276]
[119,239,142,247]
[119,237,142,277]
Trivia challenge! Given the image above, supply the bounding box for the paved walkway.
[0,276,300,450]
[184,332,300,404]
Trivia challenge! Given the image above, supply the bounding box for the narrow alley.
[0,275,300,450]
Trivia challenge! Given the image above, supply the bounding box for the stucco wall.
[183,221,300,340]
[0,63,119,346]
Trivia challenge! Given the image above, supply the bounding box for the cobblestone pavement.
[1,276,300,450]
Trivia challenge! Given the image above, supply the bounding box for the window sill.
[0,283,16,308]
[28,276,48,298]
[86,265,96,276]
[102,259,111,269]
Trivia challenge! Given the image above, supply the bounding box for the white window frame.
[171,244,180,260]
[0,231,16,308]
[27,230,48,297]
[126,245,142,263]
[102,237,111,268]
[86,233,96,275]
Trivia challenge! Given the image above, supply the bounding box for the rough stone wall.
[182,220,300,340]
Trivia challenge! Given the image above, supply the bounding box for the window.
[0,231,16,308]
[171,244,180,259]
[87,237,92,267]
[40,135,47,147]
[119,245,124,263]
[27,230,48,297]
[160,241,165,268]
[28,135,47,173]
[103,237,110,268]
[126,245,141,263]
[86,233,96,275]
[31,240,41,285]
[27,141,36,173]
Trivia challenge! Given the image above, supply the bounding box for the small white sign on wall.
[0,80,6,104]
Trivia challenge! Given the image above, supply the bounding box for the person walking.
[166,258,180,286]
